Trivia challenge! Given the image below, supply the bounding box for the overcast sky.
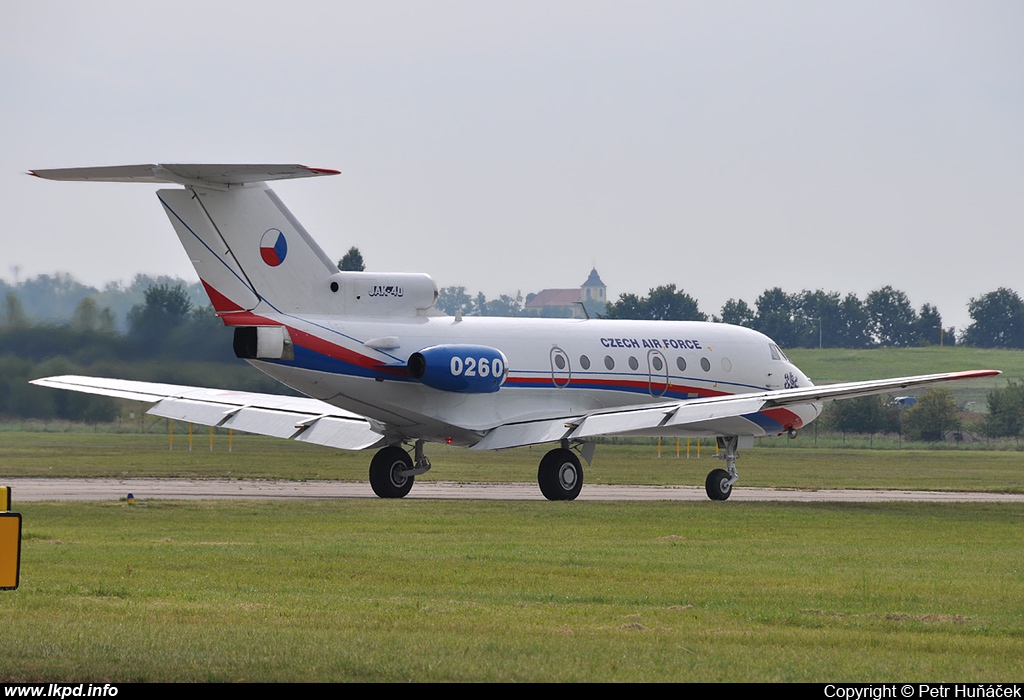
[4,1,1022,330]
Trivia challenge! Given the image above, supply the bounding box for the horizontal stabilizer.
[30,376,383,451]
[29,164,339,187]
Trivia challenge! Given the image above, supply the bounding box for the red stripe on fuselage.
[507,375,733,397]
[286,326,404,374]
[763,407,804,429]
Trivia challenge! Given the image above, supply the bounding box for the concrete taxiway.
[5,478,1024,503]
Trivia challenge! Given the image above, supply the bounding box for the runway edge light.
[1,486,22,591]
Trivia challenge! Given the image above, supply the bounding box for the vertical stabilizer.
[30,164,437,318]
[159,184,340,315]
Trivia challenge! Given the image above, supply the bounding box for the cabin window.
[651,356,663,371]
[579,355,591,370]
[721,358,732,372]
[554,354,566,370]
[700,357,711,372]
[676,357,687,372]
[628,356,639,371]
[604,355,615,370]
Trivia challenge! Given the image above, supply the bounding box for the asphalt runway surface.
[6,478,1024,503]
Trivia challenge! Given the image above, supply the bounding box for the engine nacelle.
[233,326,294,360]
[407,345,508,393]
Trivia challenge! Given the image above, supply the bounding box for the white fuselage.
[239,311,819,447]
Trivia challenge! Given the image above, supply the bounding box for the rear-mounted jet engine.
[407,345,508,393]
[233,326,295,361]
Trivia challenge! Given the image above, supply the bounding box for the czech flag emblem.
[260,229,287,267]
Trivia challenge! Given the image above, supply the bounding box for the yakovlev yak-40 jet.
[29,164,998,501]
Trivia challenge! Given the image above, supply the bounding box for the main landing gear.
[705,436,740,501]
[368,440,432,499]
[538,447,584,501]
[368,439,592,501]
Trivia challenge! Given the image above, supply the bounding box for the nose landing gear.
[705,436,740,501]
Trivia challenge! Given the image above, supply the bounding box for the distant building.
[525,268,607,318]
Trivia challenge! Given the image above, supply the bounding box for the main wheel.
[538,448,583,501]
[705,468,732,501]
[369,446,415,498]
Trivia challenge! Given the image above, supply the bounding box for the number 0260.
[450,356,503,378]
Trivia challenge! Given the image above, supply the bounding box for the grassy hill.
[785,346,1021,407]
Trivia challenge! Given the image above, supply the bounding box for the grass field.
[3,498,1023,682]
[1,347,1022,681]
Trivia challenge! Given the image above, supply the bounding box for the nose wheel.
[705,468,733,500]
[705,436,740,501]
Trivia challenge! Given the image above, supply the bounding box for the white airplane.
[28,164,998,501]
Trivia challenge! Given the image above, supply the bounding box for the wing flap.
[150,398,237,427]
[295,417,385,451]
[663,396,768,426]
[221,408,308,440]
[470,417,578,451]
[569,406,675,439]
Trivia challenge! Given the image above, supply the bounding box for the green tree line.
[0,284,283,421]
[819,384,1024,442]
[603,284,1024,350]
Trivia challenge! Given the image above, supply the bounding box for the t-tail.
[29,164,438,322]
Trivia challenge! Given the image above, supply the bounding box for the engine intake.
[233,326,294,360]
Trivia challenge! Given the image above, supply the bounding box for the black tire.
[369,446,414,499]
[538,448,583,501]
[705,468,732,501]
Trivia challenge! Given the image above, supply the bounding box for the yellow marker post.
[657,437,662,458]
[1,487,22,590]
[209,426,214,452]
[169,420,174,450]
[188,423,193,452]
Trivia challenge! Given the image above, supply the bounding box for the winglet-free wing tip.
[960,369,1001,378]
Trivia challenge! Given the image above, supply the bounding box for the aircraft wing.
[29,376,385,450]
[471,369,1000,450]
